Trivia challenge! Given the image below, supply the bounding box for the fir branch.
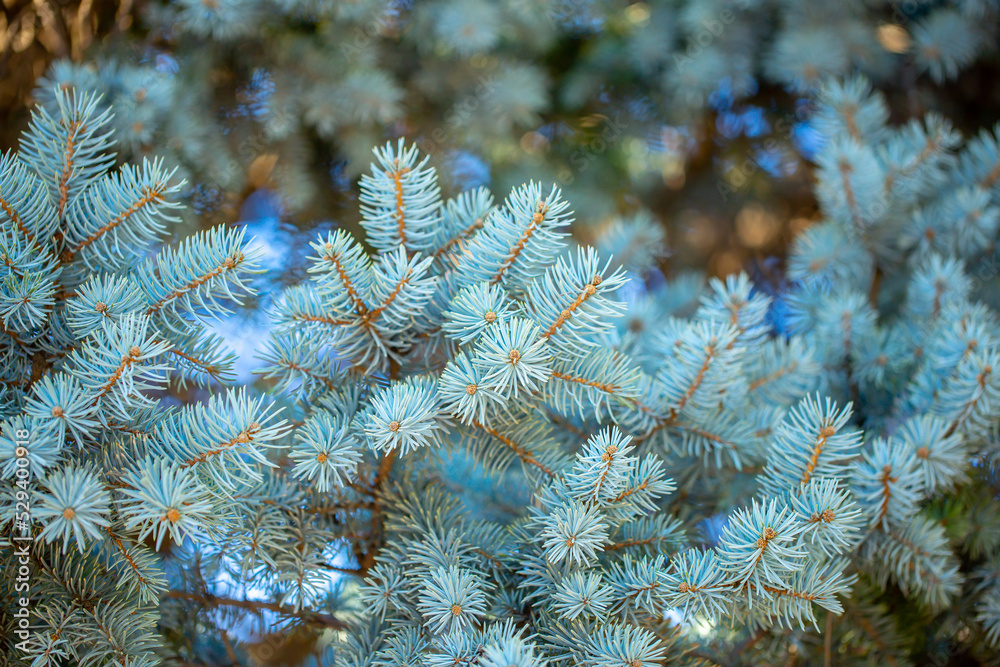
[318,246,368,316]
[366,268,412,321]
[748,362,799,391]
[539,276,600,340]
[490,200,547,287]
[104,527,151,589]
[145,250,245,315]
[178,421,262,468]
[943,361,994,438]
[470,419,555,477]
[90,345,142,406]
[390,164,410,247]
[549,370,620,394]
[434,214,486,258]
[164,592,350,630]
[55,119,83,219]
[801,424,838,485]
[838,159,865,233]
[68,182,167,259]
[167,346,226,385]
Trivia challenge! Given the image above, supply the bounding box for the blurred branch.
[165,591,351,631]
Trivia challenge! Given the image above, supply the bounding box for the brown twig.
[164,591,349,630]
[824,611,835,667]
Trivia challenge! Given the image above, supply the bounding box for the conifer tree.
[2,73,1000,666]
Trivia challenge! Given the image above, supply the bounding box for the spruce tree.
[1,73,1000,665]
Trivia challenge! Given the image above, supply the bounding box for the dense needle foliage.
[2,71,1000,665]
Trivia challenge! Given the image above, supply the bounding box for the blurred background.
[4,0,1000,252]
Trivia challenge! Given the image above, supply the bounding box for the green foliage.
[2,68,1000,666]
